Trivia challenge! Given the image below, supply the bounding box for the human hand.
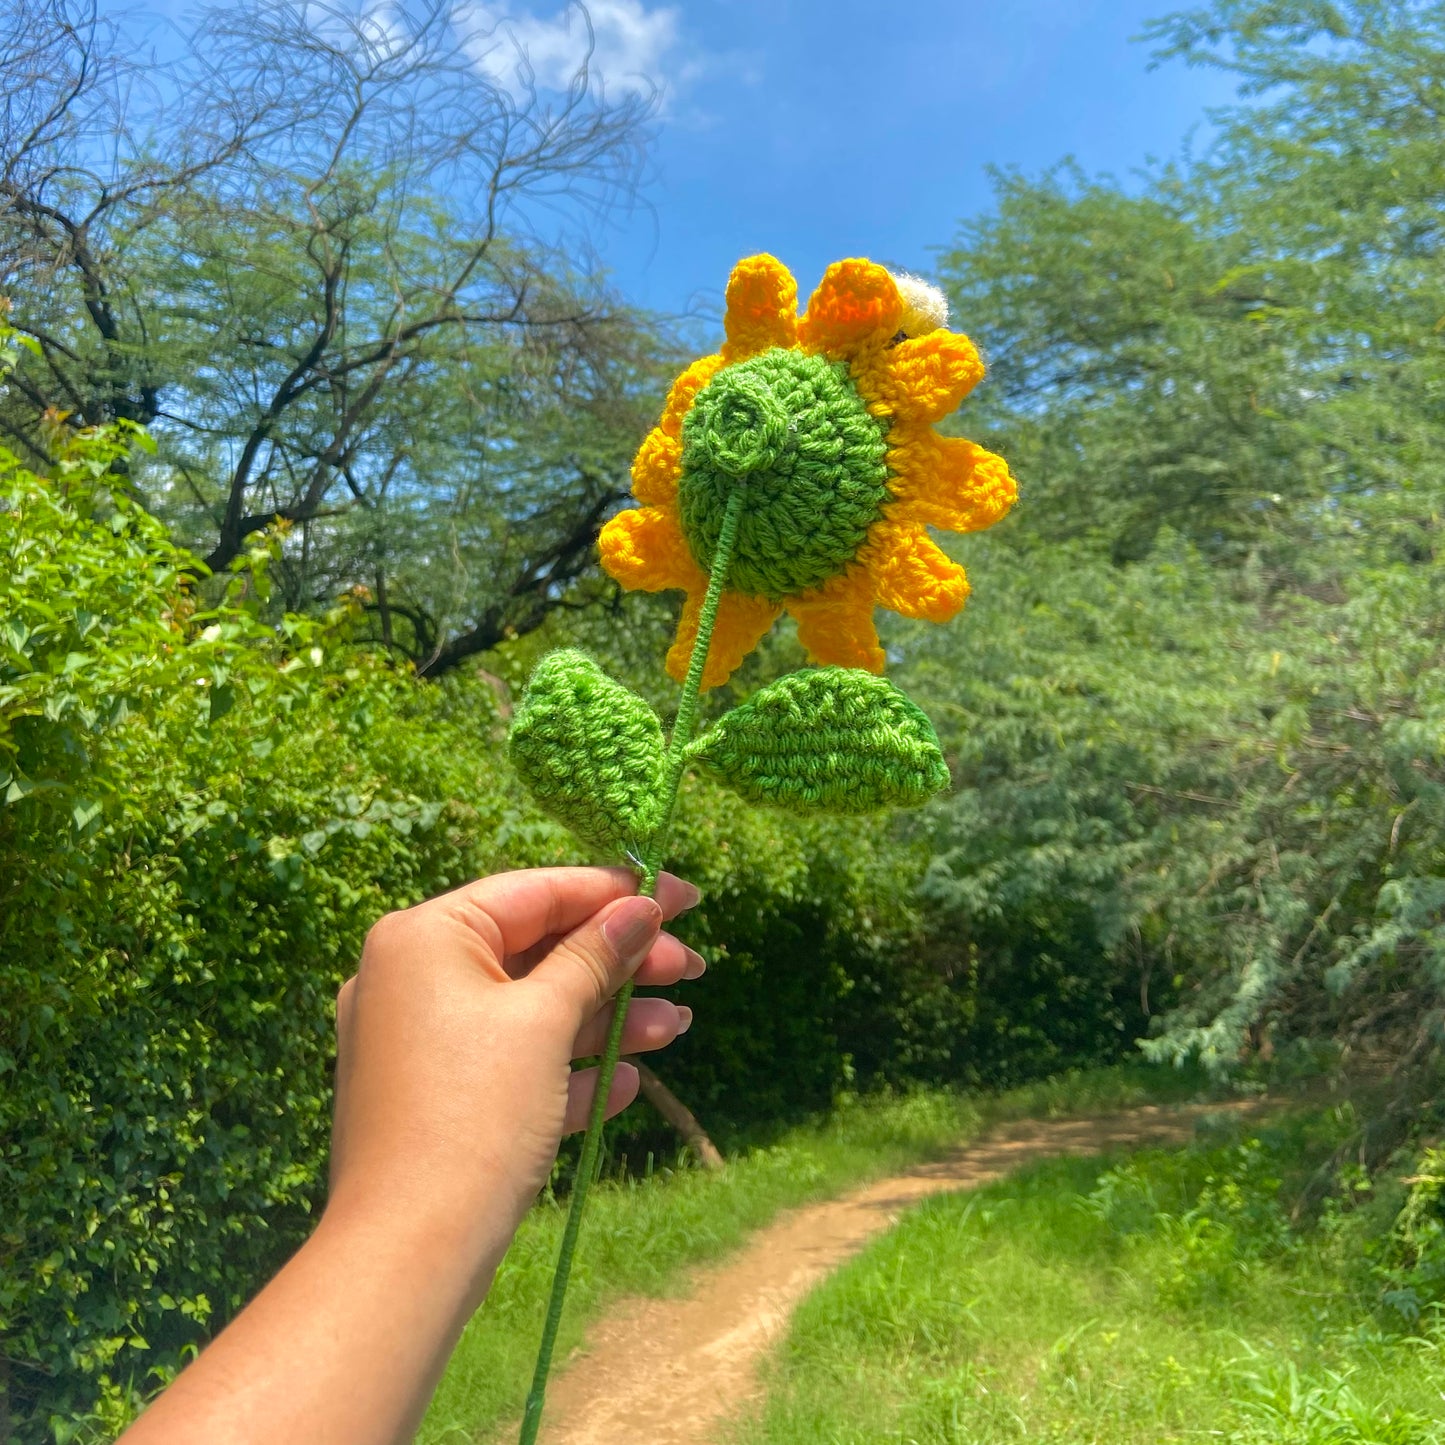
[327,867,704,1299]
[117,869,704,1445]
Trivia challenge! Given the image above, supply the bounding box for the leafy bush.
[901,0,1445,1147]
[1087,1135,1294,1308]
[1369,1148,1445,1329]
[1221,1355,1439,1445]
[0,413,515,1437]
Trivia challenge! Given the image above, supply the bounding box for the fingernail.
[674,877,702,910]
[676,1005,693,1035]
[682,947,707,980]
[603,896,662,963]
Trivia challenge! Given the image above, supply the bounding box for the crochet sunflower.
[598,254,1017,687]
[509,254,1017,1445]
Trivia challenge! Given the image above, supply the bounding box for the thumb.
[531,894,663,1025]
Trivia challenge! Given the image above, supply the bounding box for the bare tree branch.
[0,0,667,670]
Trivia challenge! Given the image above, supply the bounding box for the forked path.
[536,1102,1259,1445]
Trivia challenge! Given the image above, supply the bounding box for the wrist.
[318,1180,513,1319]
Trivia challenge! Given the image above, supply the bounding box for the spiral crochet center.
[678,348,890,600]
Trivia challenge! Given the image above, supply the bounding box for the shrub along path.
[532,1102,1259,1445]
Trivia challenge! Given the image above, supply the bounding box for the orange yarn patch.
[855,332,985,425]
[785,568,886,674]
[667,589,781,687]
[599,507,703,593]
[863,521,971,623]
[885,427,1019,533]
[721,254,799,362]
[631,428,683,505]
[799,259,904,358]
[660,355,726,438]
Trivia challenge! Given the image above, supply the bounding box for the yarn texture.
[892,272,951,337]
[507,649,662,853]
[679,349,890,600]
[686,667,949,812]
[598,252,1018,689]
[511,252,1018,1445]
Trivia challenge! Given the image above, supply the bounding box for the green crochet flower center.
[678,349,890,600]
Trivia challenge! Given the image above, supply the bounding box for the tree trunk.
[626,1058,724,1171]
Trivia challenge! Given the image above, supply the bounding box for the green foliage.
[1360,1146,1445,1328]
[1087,1135,1294,1308]
[913,0,1445,1106]
[867,536,1227,1085]
[687,669,950,815]
[0,416,517,1439]
[644,777,924,1130]
[898,498,1445,1087]
[939,2,1445,569]
[737,1114,1445,1445]
[507,650,663,855]
[939,169,1315,563]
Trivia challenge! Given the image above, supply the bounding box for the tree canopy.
[0,0,675,672]
[917,0,1445,1124]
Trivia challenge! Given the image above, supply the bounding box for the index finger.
[440,866,700,959]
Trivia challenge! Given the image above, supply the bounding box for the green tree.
[0,0,670,672]
[939,3,1445,567]
[938,169,1317,561]
[918,0,1445,1114]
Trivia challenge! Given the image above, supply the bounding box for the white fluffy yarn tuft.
[890,272,950,337]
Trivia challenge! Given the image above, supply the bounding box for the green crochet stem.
[518,484,747,1445]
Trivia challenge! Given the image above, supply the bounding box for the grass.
[419,1062,1207,1443]
[730,1107,1445,1445]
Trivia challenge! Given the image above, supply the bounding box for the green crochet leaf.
[686,668,950,814]
[508,649,663,852]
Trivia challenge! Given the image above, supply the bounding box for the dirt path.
[536,1102,1257,1445]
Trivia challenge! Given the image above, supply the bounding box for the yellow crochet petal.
[855,331,985,424]
[721,254,799,362]
[785,568,885,673]
[863,520,971,623]
[666,588,782,689]
[885,426,1019,533]
[599,506,704,594]
[798,259,904,360]
[631,427,683,505]
[660,354,726,438]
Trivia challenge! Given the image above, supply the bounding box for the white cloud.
[294,0,409,61]
[357,2,412,58]
[462,0,680,100]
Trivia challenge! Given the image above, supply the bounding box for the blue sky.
[524,0,1243,319]
[140,0,1241,320]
